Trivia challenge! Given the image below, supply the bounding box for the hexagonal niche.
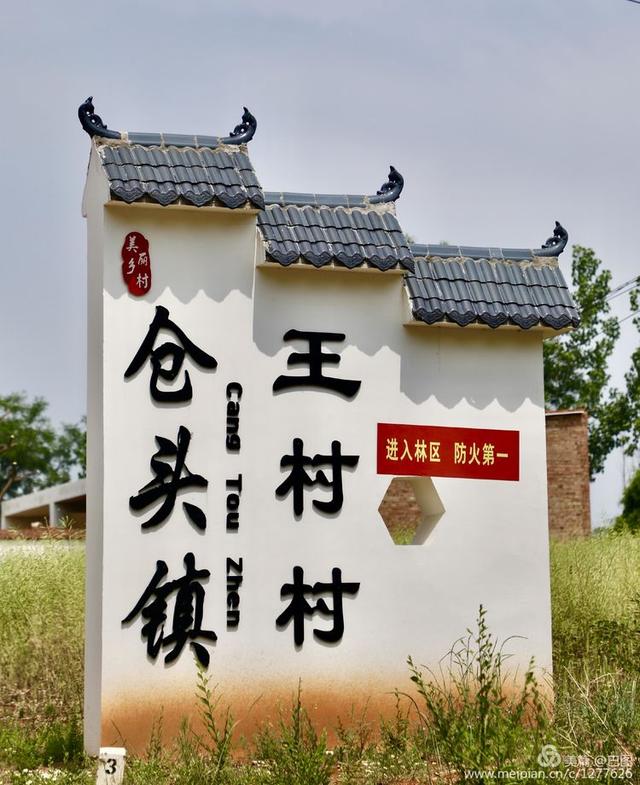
[377,477,444,545]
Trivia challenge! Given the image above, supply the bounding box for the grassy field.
[0,533,639,783]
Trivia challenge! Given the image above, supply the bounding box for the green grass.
[0,544,84,725]
[551,531,640,669]
[2,533,640,783]
[0,543,87,782]
[550,532,640,764]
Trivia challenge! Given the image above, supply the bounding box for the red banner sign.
[121,231,152,296]
[377,423,519,481]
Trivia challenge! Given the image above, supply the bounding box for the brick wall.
[545,410,591,538]
[378,478,422,537]
[378,411,591,540]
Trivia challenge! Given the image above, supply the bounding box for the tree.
[0,392,86,503]
[51,417,87,482]
[617,287,640,458]
[543,245,632,476]
[613,466,640,533]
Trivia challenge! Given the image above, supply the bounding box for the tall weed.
[254,682,332,785]
[554,665,640,759]
[550,531,640,670]
[195,663,235,773]
[0,545,84,723]
[407,606,550,773]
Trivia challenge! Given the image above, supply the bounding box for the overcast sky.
[1,0,638,524]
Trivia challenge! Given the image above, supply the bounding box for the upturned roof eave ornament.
[78,98,257,146]
[78,97,122,140]
[535,221,569,256]
[221,106,257,145]
[369,165,404,204]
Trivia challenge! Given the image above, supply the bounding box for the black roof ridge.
[96,134,250,151]
[410,222,568,261]
[264,192,398,211]
[79,97,257,146]
[410,247,562,265]
[263,166,404,209]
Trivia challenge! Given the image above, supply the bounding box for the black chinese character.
[122,552,217,667]
[130,425,208,530]
[125,305,217,402]
[276,566,359,646]
[275,438,359,517]
[273,329,361,399]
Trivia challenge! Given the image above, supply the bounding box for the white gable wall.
[84,183,551,752]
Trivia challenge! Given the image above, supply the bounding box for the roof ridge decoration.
[370,166,404,204]
[78,97,121,140]
[534,221,568,257]
[225,107,257,144]
[78,97,257,146]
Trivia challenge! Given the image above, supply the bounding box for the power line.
[609,275,639,296]
[608,284,638,303]
[606,275,640,301]
[619,309,640,325]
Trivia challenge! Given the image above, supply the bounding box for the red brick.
[545,410,591,538]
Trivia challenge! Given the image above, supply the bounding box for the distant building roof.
[545,409,588,417]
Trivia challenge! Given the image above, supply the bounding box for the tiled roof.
[96,134,264,208]
[80,99,263,208]
[405,249,579,330]
[257,198,413,271]
[96,140,264,209]
[80,99,578,332]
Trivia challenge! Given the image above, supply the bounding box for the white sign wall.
[84,199,552,754]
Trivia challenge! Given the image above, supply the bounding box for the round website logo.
[537,744,562,768]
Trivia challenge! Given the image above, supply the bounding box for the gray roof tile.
[127,132,162,146]
[196,135,223,148]
[257,201,412,271]
[501,247,534,261]
[263,192,375,209]
[96,138,264,210]
[405,251,579,331]
[95,123,577,331]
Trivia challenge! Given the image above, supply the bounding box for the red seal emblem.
[121,232,152,296]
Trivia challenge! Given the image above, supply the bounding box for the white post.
[49,501,60,528]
